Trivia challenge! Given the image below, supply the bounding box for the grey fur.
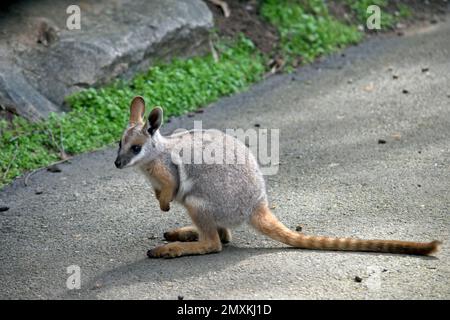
[117,111,267,235]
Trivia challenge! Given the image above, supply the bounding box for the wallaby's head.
[114,96,164,169]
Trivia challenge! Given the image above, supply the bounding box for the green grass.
[345,0,411,29]
[0,0,414,188]
[261,0,363,66]
[397,4,412,19]
[346,0,394,28]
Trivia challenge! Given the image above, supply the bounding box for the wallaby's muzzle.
[115,152,135,169]
[114,157,123,169]
[114,156,127,169]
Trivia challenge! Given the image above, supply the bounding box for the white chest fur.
[175,163,192,201]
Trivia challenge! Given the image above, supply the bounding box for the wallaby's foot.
[164,226,199,242]
[148,236,222,259]
[164,226,231,243]
[218,227,232,244]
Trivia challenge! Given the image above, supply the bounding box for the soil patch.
[205,0,279,55]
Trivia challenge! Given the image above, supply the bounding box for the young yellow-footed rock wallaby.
[115,96,441,258]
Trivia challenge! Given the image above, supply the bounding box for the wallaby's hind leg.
[164,226,199,242]
[149,229,222,258]
[148,203,222,258]
[164,226,231,244]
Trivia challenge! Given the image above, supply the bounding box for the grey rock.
[0,0,213,121]
[0,66,60,121]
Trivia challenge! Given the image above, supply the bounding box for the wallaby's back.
[167,129,267,228]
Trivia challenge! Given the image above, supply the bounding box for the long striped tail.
[250,203,441,256]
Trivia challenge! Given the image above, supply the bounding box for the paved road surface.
[1,19,449,299]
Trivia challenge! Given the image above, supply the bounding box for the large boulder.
[0,0,213,121]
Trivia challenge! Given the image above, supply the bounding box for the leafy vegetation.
[261,0,362,66]
[346,0,394,28]
[397,4,412,19]
[345,0,411,29]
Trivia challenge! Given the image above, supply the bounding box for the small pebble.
[354,276,363,283]
[378,139,387,144]
[402,89,409,94]
[295,225,303,232]
[91,283,102,290]
[0,206,9,212]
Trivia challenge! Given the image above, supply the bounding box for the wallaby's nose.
[114,158,122,169]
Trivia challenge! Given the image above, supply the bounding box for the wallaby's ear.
[129,96,145,125]
[147,107,163,136]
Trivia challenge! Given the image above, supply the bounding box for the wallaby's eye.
[131,145,141,155]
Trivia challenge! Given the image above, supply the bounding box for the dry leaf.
[391,133,401,140]
[60,150,70,160]
[209,39,219,63]
[208,0,230,18]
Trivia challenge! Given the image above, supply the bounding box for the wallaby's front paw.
[147,243,183,259]
[159,201,170,212]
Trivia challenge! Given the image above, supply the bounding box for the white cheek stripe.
[125,143,150,167]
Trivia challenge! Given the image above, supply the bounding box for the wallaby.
[115,96,442,258]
